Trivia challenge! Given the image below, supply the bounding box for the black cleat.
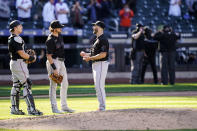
[28,109,43,116]
[11,108,25,115]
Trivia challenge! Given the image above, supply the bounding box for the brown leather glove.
[24,49,36,64]
[50,73,63,84]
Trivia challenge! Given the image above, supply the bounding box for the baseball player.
[45,20,74,113]
[80,21,109,111]
[8,20,43,115]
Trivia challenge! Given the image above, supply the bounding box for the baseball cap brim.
[52,24,64,28]
[58,24,64,28]
[91,22,105,29]
[92,23,97,26]
[136,23,144,28]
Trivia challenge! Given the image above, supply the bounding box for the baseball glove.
[25,49,36,64]
[50,73,63,84]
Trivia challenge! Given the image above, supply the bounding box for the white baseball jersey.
[55,2,70,24]
[42,2,55,22]
[16,0,32,18]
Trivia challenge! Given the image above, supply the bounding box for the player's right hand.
[53,69,58,76]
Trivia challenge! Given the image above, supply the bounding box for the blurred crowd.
[0,0,137,30]
[0,0,197,31]
[169,0,197,19]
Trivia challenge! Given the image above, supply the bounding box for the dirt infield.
[1,92,197,130]
[0,108,197,130]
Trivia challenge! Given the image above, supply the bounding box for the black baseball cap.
[9,20,21,31]
[136,23,144,28]
[144,26,151,31]
[50,20,64,29]
[92,21,105,29]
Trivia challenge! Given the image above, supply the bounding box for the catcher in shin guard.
[45,20,75,113]
[8,20,43,116]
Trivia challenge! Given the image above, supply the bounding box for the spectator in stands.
[119,4,134,32]
[168,0,181,17]
[188,53,197,64]
[71,1,84,28]
[185,0,197,18]
[33,0,45,22]
[0,0,10,21]
[55,0,70,26]
[192,1,197,18]
[87,0,102,23]
[141,27,158,84]
[130,23,145,84]
[186,0,195,16]
[97,0,102,3]
[154,25,180,85]
[42,0,55,29]
[16,0,32,22]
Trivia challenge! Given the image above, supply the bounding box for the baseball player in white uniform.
[8,20,43,115]
[80,21,109,111]
[45,20,75,113]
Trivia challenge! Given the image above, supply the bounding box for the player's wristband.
[28,56,35,61]
[51,63,56,70]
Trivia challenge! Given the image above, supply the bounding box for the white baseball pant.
[92,61,109,110]
[46,59,69,111]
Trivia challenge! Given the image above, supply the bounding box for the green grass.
[1,82,197,131]
[0,83,197,97]
[0,96,197,120]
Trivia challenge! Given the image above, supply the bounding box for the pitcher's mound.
[1,108,197,130]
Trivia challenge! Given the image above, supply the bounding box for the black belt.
[11,59,24,61]
[92,60,107,63]
[57,58,65,61]
[11,58,17,60]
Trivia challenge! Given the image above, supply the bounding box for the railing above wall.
[0,28,83,36]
